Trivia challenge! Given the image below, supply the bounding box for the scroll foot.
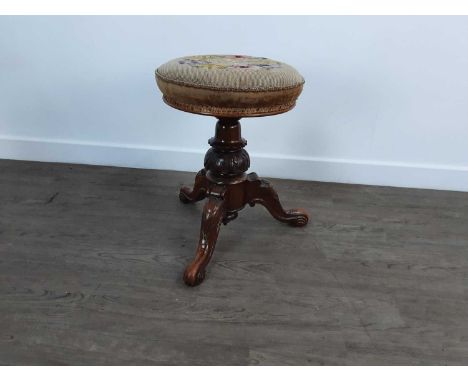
[179,169,208,204]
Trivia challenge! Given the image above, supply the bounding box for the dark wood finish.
[1,159,468,365]
[181,118,308,286]
[183,197,226,286]
[245,173,309,227]
[179,169,208,203]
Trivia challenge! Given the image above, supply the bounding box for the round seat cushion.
[155,55,304,117]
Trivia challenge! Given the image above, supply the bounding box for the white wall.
[1,16,467,191]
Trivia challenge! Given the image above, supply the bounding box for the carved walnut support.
[183,196,226,286]
[179,168,208,204]
[179,118,309,286]
[245,173,309,227]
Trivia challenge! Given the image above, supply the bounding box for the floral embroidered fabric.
[156,54,304,91]
[177,55,283,70]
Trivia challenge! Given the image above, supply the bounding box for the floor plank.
[0,159,467,365]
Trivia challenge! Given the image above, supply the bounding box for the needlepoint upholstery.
[155,55,304,117]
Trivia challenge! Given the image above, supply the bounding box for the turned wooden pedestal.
[180,118,309,286]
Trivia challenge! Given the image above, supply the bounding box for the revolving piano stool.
[155,54,309,286]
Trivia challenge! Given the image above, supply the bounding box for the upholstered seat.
[156,55,304,117]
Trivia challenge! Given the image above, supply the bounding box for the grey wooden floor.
[1,159,467,365]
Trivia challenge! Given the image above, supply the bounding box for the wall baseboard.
[1,135,467,192]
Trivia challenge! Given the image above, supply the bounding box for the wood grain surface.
[0,159,467,365]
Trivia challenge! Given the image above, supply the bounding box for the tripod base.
[178,118,309,286]
[180,169,308,286]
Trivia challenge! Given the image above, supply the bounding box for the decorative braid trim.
[156,72,304,93]
[163,96,297,117]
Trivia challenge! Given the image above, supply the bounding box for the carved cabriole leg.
[245,172,309,227]
[179,168,208,204]
[183,196,226,286]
